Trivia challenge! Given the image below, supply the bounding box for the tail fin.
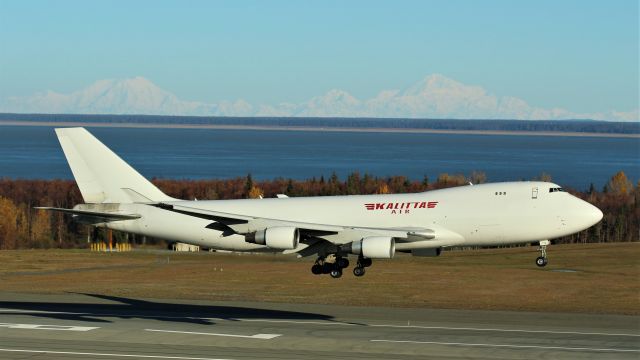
[55,127,174,204]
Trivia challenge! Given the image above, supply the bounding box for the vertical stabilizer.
[55,127,174,204]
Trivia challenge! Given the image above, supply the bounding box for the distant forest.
[0,170,637,250]
[1,113,638,134]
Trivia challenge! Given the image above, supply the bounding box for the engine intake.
[350,236,395,259]
[245,226,300,250]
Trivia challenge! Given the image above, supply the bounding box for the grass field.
[0,243,638,315]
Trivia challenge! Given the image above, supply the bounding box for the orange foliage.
[607,171,633,195]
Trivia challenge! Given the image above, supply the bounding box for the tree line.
[0,171,637,249]
[2,113,639,134]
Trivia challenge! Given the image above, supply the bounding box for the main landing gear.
[353,257,372,277]
[311,255,370,278]
[536,240,550,267]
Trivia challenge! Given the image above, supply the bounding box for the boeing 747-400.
[38,128,603,278]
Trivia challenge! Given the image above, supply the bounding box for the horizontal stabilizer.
[35,207,141,221]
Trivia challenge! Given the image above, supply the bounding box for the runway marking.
[237,319,357,326]
[2,309,639,338]
[0,322,98,331]
[236,318,640,337]
[145,328,281,339]
[370,339,640,353]
[365,324,640,337]
[0,348,233,359]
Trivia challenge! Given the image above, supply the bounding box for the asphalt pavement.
[0,292,637,359]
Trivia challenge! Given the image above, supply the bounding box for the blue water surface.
[0,125,637,191]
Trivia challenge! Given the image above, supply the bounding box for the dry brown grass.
[0,243,638,315]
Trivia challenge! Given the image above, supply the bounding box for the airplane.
[38,127,604,278]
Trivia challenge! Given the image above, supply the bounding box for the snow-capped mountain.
[1,75,637,121]
[3,77,215,116]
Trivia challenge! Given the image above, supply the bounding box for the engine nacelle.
[245,226,300,250]
[350,236,395,259]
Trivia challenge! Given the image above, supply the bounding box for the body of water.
[0,125,638,191]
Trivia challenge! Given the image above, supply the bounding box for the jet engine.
[245,226,300,250]
[349,236,395,259]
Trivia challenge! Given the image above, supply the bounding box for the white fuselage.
[107,181,603,252]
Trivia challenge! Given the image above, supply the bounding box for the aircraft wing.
[154,203,464,247]
[156,202,349,235]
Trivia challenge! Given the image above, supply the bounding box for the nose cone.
[581,201,603,228]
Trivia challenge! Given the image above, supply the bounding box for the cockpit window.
[549,187,565,193]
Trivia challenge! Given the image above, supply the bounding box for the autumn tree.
[376,183,390,194]
[30,209,53,248]
[470,171,487,184]
[436,173,466,187]
[538,172,553,182]
[0,197,19,249]
[607,171,633,195]
[248,186,264,199]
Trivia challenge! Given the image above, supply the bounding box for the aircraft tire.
[330,269,342,278]
[353,267,365,277]
[322,263,333,274]
[337,258,349,269]
[311,264,322,275]
[536,256,547,267]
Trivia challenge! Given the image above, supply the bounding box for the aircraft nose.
[582,201,603,227]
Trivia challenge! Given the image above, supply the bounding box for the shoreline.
[0,120,638,138]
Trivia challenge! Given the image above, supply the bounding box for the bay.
[0,125,638,191]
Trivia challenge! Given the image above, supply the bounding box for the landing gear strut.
[536,240,550,267]
[353,256,372,277]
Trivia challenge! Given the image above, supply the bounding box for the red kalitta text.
[364,201,438,214]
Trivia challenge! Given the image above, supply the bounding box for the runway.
[0,292,637,359]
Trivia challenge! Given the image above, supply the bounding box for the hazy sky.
[0,0,638,114]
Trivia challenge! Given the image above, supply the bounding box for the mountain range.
[2,75,637,121]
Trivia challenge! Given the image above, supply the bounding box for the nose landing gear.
[536,240,550,267]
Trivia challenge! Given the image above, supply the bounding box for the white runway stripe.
[0,348,233,360]
[371,339,640,353]
[237,318,640,337]
[1,309,638,337]
[0,322,98,331]
[145,328,281,339]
